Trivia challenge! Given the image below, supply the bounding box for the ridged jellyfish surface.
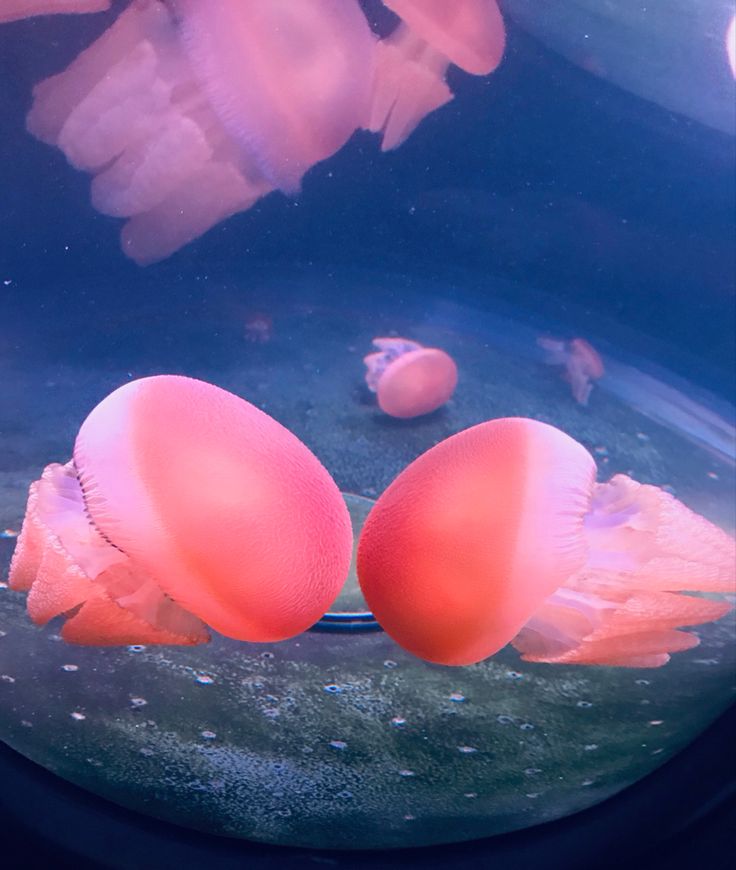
[9,375,353,646]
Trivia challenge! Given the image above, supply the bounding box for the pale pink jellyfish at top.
[538,336,605,405]
[357,418,734,667]
[5,0,508,263]
[0,0,109,23]
[21,0,376,264]
[368,0,506,150]
[9,375,353,646]
[364,336,458,418]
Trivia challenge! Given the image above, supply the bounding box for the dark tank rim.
[0,703,733,870]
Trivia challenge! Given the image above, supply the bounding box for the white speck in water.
[391,717,407,727]
[329,740,347,750]
[130,697,147,708]
[458,745,478,754]
[1,674,15,683]
[195,674,214,685]
[449,692,465,702]
[200,730,217,740]
[576,700,593,708]
[61,664,78,672]
[70,711,86,721]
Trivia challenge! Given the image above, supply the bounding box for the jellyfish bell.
[363,336,458,418]
[9,375,353,646]
[356,417,734,667]
[0,0,109,23]
[22,0,375,263]
[368,0,506,149]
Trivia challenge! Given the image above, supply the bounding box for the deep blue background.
[1,1,734,396]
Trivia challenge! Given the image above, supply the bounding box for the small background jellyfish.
[363,336,458,418]
[538,336,605,405]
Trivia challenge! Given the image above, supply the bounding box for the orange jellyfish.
[0,0,109,23]
[538,336,605,405]
[357,417,734,667]
[20,0,376,263]
[8,375,352,646]
[368,0,506,149]
[363,337,458,419]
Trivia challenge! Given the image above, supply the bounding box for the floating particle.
[127,645,146,653]
[1,674,15,683]
[706,471,719,480]
[195,674,215,685]
[449,692,465,702]
[524,767,542,776]
[648,720,664,726]
[581,779,595,786]
[584,744,599,751]
[329,740,347,750]
[130,697,147,708]
[635,432,650,442]
[70,711,86,721]
[323,684,343,694]
[458,745,478,754]
[200,730,217,740]
[0,529,18,538]
[464,792,478,799]
[383,660,398,669]
[398,769,415,777]
[390,716,407,727]
[139,747,155,757]
[506,670,523,680]
[61,664,79,672]
[497,715,514,725]
[576,700,593,708]
[635,679,650,686]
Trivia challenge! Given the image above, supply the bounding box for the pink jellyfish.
[538,336,605,405]
[357,417,734,667]
[363,337,458,419]
[368,0,506,149]
[20,0,375,263]
[8,375,352,646]
[0,0,109,23]
[6,0,509,263]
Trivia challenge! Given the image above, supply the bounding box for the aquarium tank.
[0,2,734,868]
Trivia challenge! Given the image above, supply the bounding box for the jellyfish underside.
[10,462,209,645]
[513,474,734,667]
